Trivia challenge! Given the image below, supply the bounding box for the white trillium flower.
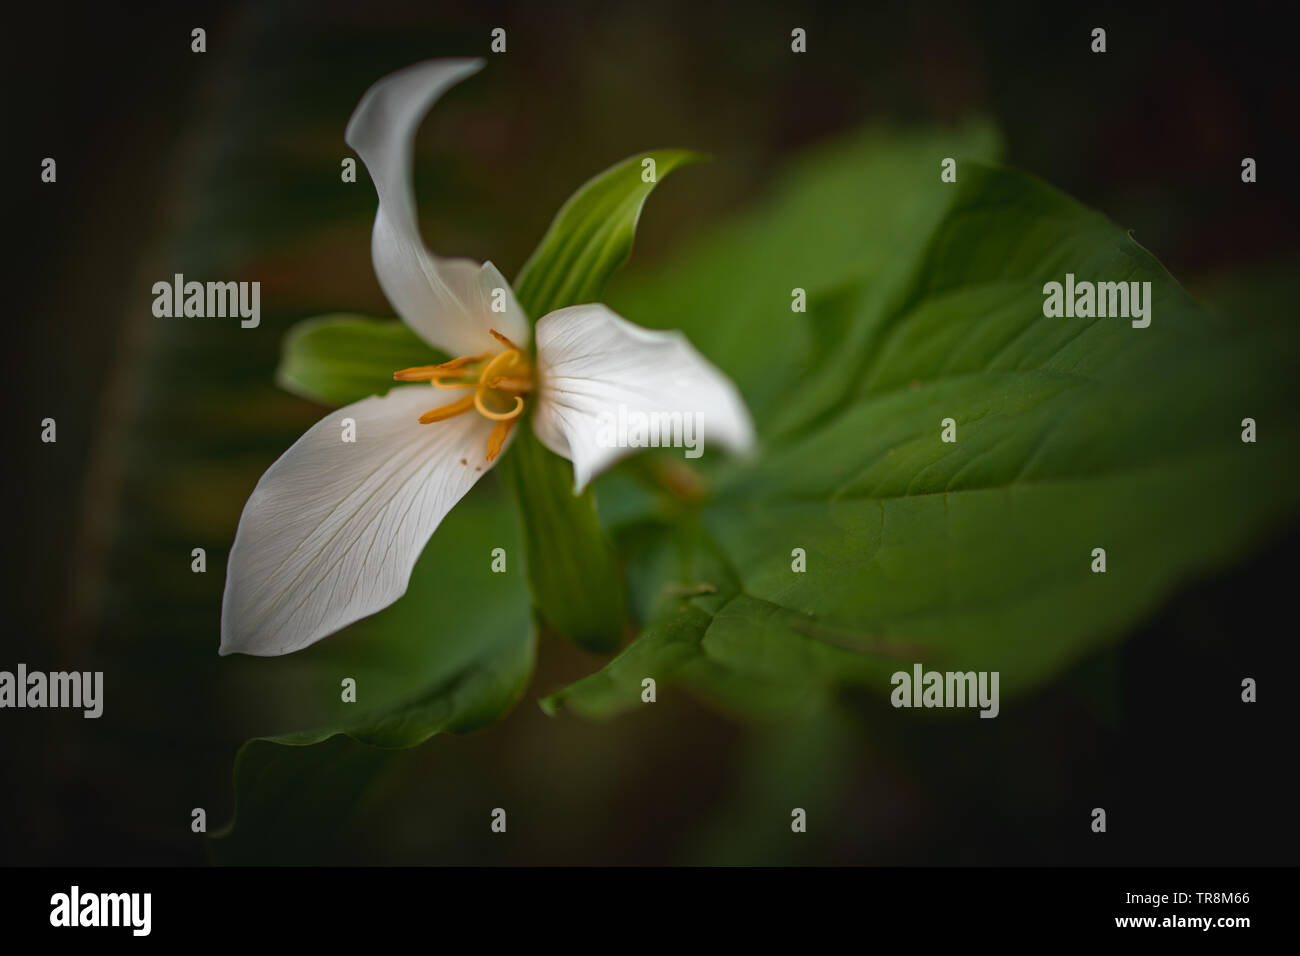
[220,58,754,657]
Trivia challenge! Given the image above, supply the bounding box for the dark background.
[3,0,1297,865]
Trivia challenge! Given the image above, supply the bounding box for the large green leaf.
[276,313,443,406]
[500,149,704,653]
[212,485,533,861]
[544,161,1300,719]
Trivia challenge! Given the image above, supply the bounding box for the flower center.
[393,329,534,462]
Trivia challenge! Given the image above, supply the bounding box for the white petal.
[345,59,529,355]
[532,304,755,491]
[220,386,508,657]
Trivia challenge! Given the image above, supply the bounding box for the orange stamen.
[418,394,476,424]
[393,353,489,381]
[488,329,520,350]
[486,417,518,462]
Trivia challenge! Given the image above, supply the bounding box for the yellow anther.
[489,329,521,350]
[418,394,476,424]
[393,353,489,381]
[486,418,518,461]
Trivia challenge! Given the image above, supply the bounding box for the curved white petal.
[532,304,755,492]
[220,386,508,657]
[345,58,529,355]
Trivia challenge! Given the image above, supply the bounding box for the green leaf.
[211,485,534,862]
[502,150,703,653]
[545,160,1300,719]
[276,313,442,406]
[514,149,705,317]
